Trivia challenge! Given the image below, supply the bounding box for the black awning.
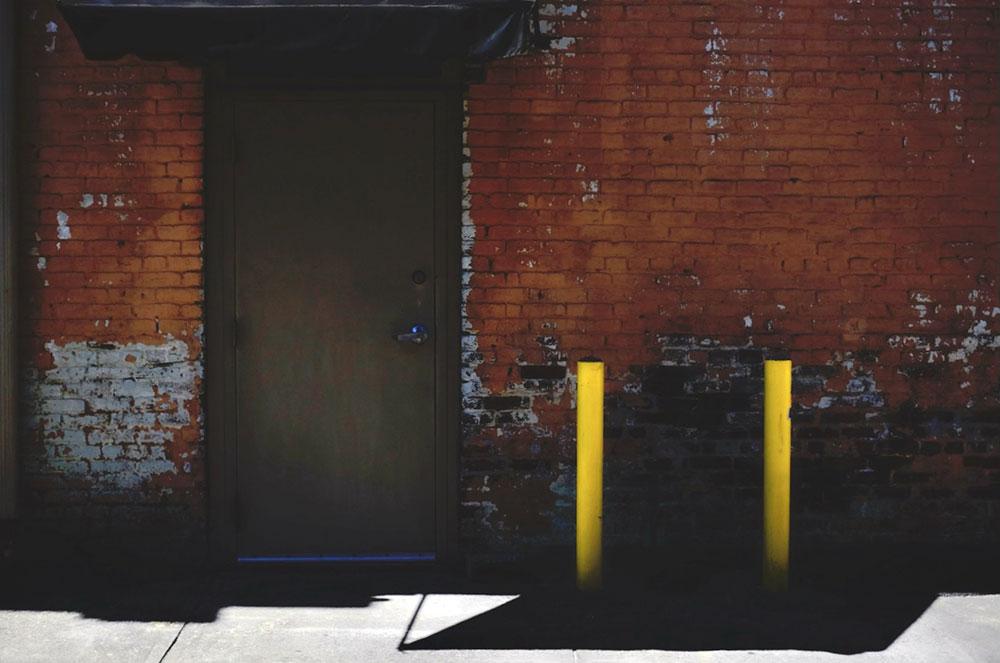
[55,1,537,62]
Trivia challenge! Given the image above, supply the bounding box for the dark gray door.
[234,97,437,560]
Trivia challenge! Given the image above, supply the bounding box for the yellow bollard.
[576,358,604,591]
[763,359,792,592]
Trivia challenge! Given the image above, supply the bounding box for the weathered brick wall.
[461,0,1000,549]
[14,0,999,554]
[17,0,205,539]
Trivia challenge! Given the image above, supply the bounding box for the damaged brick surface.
[24,337,202,492]
[461,0,1000,550]
[18,0,205,539]
[13,0,1000,554]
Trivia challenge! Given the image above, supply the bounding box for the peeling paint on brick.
[549,36,576,51]
[43,19,56,53]
[460,0,1000,548]
[17,1,207,542]
[461,100,483,403]
[55,210,70,240]
[702,22,729,148]
[891,289,1000,395]
[15,0,1000,553]
[25,334,203,494]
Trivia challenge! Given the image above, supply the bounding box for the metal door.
[233,97,438,560]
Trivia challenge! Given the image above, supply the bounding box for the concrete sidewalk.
[2,590,999,662]
[2,548,999,662]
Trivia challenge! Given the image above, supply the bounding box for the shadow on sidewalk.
[1,544,998,655]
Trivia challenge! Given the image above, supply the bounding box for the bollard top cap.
[579,355,603,363]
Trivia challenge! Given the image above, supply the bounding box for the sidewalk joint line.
[398,593,428,650]
[157,621,188,663]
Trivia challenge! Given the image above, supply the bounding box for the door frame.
[0,0,17,522]
[205,63,463,564]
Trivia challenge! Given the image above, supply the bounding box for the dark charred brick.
[968,486,1000,499]
[736,349,764,364]
[462,412,495,427]
[920,441,943,455]
[968,410,1000,424]
[888,438,920,454]
[684,456,733,470]
[920,488,955,499]
[518,365,567,380]
[640,366,701,397]
[964,456,1000,469]
[874,486,912,499]
[464,459,501,472]
[729,377,764,395]
[733,456,761,471]
[480,396,529,411]
[510,459,551,472]
[796,426,830,440]
[870,456,912,472]
[893,472,933,484]
[899,364,947,379]
[707,349,738,366]
[819,410,867,424]
[968,441,991,454]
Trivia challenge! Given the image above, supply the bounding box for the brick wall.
[17,0,205,540]
[460,0,1000,549]
[14,0,999,553]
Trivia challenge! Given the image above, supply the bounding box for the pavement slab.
[0,611,182,663]
[2,546,999,662]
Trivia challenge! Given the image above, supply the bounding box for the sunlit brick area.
[459,0,999,550]
[7,0,1000,561]
[16,0,204,541]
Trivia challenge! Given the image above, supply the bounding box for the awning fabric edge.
[56,1,538,62]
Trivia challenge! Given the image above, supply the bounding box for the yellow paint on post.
[763,359,792,592]
[576,359,604,591]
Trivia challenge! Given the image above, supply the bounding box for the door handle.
[394,323,430,345]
